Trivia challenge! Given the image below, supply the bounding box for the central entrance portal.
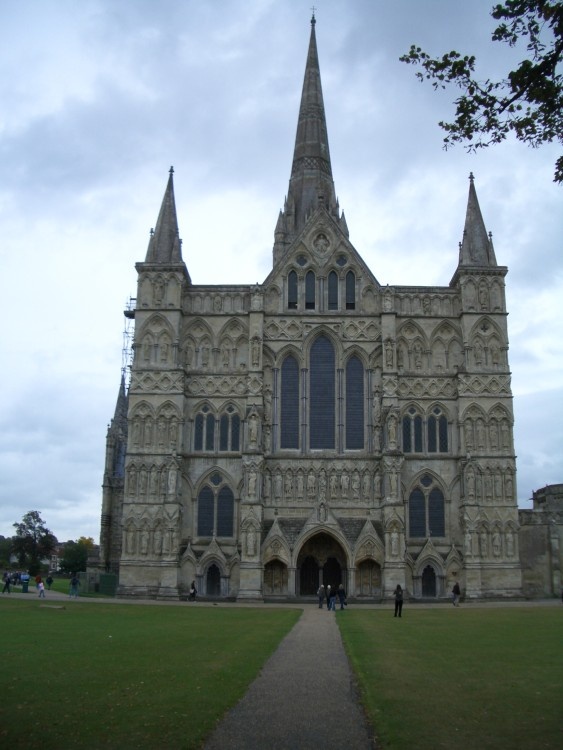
[296,533,347,596]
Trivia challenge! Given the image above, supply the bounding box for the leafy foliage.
[400,1,563,182]
[12,510,57,574]
[59,539,91,574]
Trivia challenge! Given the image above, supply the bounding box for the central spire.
[274,16,344,261]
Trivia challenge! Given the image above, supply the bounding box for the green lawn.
[0,599,300,750]
[338,607,563,750]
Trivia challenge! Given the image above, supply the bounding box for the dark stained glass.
[328,271,338,310]
[305,270,316,309]
[281,356,299,448]
[346,356,364,449]
[439,415,448,452]
[402,416,412,452]
[231,414,240,451]
[409,488,426,537]
[346,271,356,309]
[428,415,437,452]
[217,486,234,536]
[197,486,214,536]
[429,488,445,536]
[414,415,423,452]
[205,413,215,451]
[288,270,297,309]
[310,336,335,449]
[219,415,229,451]
[194,413,203,451]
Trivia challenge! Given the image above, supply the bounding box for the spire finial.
[469,171,475,182]
[169,165,174,175]
[311,7,316,25]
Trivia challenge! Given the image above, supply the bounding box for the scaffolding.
[122,296,136,389]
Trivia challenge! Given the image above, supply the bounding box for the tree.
[58,538,93,575]
[400,1,563,182]
[12,511,58,575]
[0,535,13,568]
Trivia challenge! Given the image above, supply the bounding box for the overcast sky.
[0,0,561,544]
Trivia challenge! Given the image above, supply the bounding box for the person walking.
[46,574,54,590]
[325,585,331,610]
[69,574,80,598]
[328,586,337,612]
[317,584,325,608]
[38,581,46,598]
[452,581,461,606]
[188,581,197,601]
[337,584,346,610]
[2,571,11,594]
[393,584,404,617]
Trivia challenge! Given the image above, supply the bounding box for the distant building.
[99,16,524,600]
[519,484,563,598]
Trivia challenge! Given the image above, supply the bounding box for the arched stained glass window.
[305,271,316,310]
[197,480,234,538]
[346,271,356,310]
[328,271,338,310]
[197,486,214,536]
[194,413,204,451]
[346,356,364,449]
[219,409,240,452]
[288,270,298,310]
[205,413,215,451]
[408,478,446,538]
[281,355,299,449]
[217,486,234,536]
[428,408,448,453]
[429,488,445,536]
[310,336,335,449]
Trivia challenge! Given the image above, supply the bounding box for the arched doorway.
[357,560,382,597]
[264,560,288,595]
[421,565,436,597]
[206,563,221,596]
[296,532,347,596]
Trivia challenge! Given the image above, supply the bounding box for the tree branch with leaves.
[400,1,563,182]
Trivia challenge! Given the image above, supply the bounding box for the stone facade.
[519,484,563,598]
[99,18,523,600]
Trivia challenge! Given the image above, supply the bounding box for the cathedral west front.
[99,16,523,601]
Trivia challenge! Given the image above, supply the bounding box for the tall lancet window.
[288,271,298,310]
[346,271,356,310]
[280,355,299,449]
[328,271,338,310]
[305,271,316,310]
[345,355,364,449]
[310,335,335,449]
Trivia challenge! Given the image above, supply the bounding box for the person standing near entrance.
[317,584,325,608]
[325,585,331,609]
[452,581,461,606]
[337,584,346,610]
[393,584,403,617]
[328,586,337,611]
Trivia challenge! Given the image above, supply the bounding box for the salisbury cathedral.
[99,17,527,601]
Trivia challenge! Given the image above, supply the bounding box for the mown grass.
[338,606,563,750]
[0,598,300,750]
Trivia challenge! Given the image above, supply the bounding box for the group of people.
[315,582,463,617]
[317,584,347,611]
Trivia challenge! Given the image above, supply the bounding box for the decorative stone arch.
[303,325,344,362]
[275,342,304,368]
[411,543,446,598]
[293,528,351,597]
[263,536,291,596]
